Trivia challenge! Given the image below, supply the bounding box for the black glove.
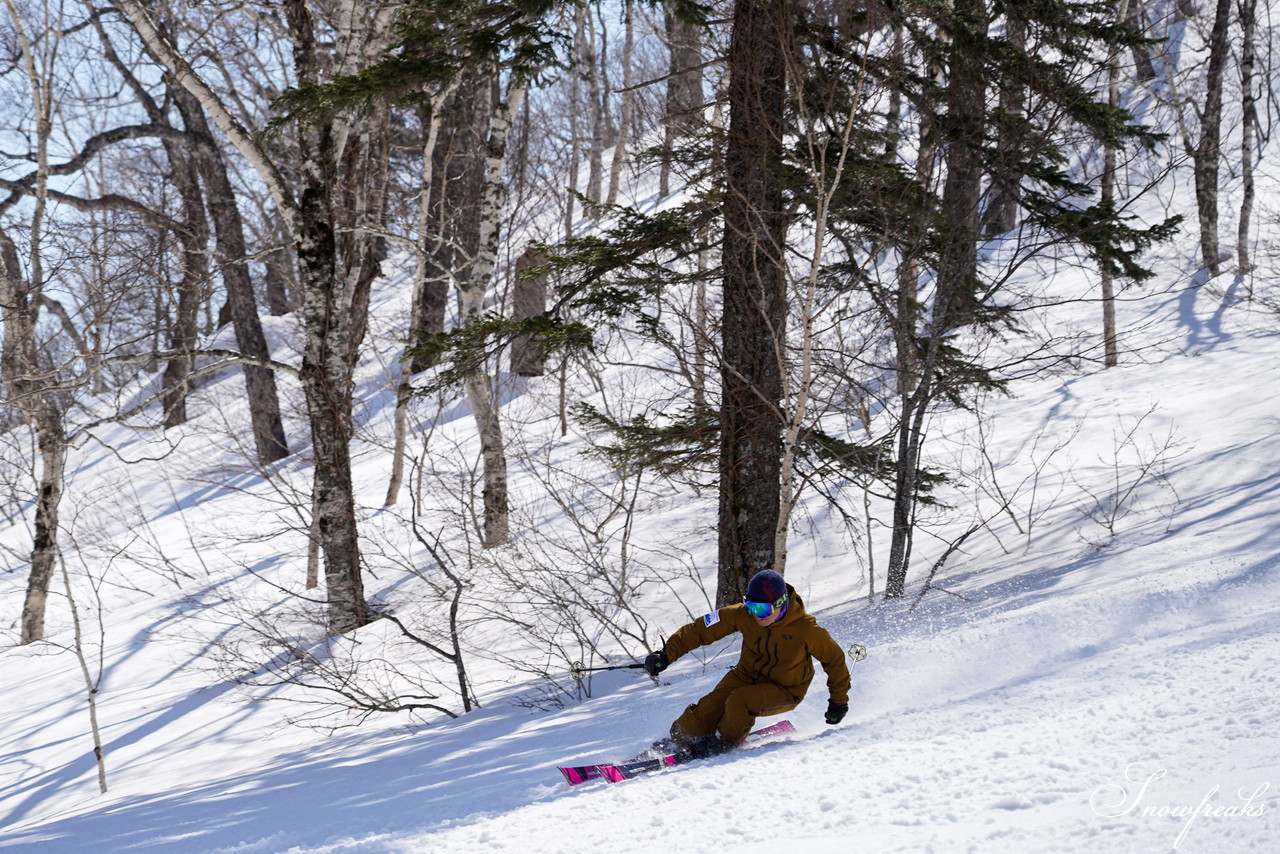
[643,650,670,677]
[825,700,849,725]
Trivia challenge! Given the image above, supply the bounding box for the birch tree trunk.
[2,226,69,646]
[114,0,298,230]
[0,1,69,645]
[1100,0,1127,368]
[1192,0,1231,278]
[581,8,605,206]
[1237,0,1257,279]
[116,0,385,634]
[606,0,634,206]
[460,74,526,548]
[58,553,109,792]
[387,83,458,507]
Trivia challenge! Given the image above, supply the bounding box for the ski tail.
[559,764,606,785]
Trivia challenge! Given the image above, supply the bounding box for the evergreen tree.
[790,0,1179,597]
[545,0,1177,602]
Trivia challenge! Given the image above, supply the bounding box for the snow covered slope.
[1,264,1277,853]
[4,13,1280,849]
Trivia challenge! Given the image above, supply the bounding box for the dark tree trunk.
[284,0,390,634]
[885,0,988,599]
[106,13,289,463]
[22,440,65,645]
[263,215,298,315]
[980,10,1023,237]
[295,140,377,634]
[1192,0,1231,277]
[717,0,790,606]
[160,153,207,428]
[1125,0,1158,81]
[175,89,291,464]
[661,1,705,197]
[936,0,988,328]
[893,25,929,400]
[409,69,489,375]
[884,379,930,599]
[511,247,547,377]
[153,79,210,429]
[114,0,385,634]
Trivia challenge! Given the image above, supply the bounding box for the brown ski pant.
[670,670,801,745]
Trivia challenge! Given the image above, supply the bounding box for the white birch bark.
[1238,0,1258,278]
[1100,0,1127,368]
[113,0,301,241]
[116,0,390,633]
[1,0,68,646]
[606,0,634,206]
[772,48,867,572]
[386,80,459,507]
[585,7,605,205]
[59,555,109,792]
[461,76,527,548]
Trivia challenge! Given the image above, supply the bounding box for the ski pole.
[568,661,646,681]
[847,643,868,663]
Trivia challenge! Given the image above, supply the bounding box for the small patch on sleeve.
[703,611,721,628]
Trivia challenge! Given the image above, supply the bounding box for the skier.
[643,569,852,760]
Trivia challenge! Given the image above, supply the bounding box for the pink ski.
[557,719,796,786]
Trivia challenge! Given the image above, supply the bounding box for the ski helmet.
[745,569,787,604]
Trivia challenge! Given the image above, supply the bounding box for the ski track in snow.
[383,556,1280,854]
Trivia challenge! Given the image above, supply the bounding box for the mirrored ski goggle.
[743,595,787,619]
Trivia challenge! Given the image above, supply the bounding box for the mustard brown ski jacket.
[662,584,851,705]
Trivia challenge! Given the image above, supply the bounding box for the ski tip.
[754,719,796,736]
